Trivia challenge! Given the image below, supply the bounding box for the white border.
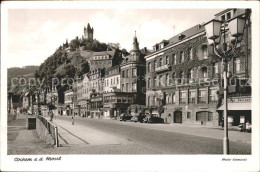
[1,1,259,172]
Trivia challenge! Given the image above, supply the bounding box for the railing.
[37,115,59,147]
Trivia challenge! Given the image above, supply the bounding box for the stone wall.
[36,117,55,145]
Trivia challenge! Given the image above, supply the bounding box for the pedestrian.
[50,110,54,122]
[221,116,224,128]
[245,121,251,133]
[72,115,74,125]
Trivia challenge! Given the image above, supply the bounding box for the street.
[8,114,251,154]
[53,116,251,154]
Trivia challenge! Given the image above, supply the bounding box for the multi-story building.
[214,9,252,126]
[145,8,251,126]
[102,34,147,118]
[103,65,121,118]
[64,89,74,116]
[104,65,121,93]
[89,50,116,71]
[76,74,91,117]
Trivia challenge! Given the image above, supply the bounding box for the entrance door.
[174,111,182,123]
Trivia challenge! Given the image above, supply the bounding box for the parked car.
[131,113,147,123]
[119,113,133,122]
[144,114,164,123]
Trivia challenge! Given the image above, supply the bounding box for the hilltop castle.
[84,23,94,40]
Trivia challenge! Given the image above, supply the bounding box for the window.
[148,62,151,72]
[221,15,225,21]
[180,91,186,104]
[166,74,169,86]
[227,12,231,20]
[154,77,157,87]
[122,71,125,78]
[126,69,129,78]
[234,58,241,73]
[132,68,137,77]
[214,63,219,74]
[132,83,137,92]
[172,93,176,104]
[159,58,163,66]
[166,56,169,64]
[172,54,176,64]
[188,48,193,60]
[154,60,157,69]
[203,48,208,59]
[180,51,184,63]
[189,90,196,103]
[147,96,150,106]
[209,88,217,102]
[148,78,151,89]
[153,96,156,106]
[159,75,163,87]
[126,83,129,92]
[117,77,119,85]
[187,112,191,119]
[198,89,206,103]
[172,72,176,84]
[122,84,124,92]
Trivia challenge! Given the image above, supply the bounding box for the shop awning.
[217,102,251,110]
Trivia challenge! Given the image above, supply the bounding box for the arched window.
[153,95,156,105]
[172,93,176,104]
[148,62,151,72]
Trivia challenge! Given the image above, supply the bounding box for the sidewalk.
[52,118,131,147]
[60,115,251,144]
[8,114,52,155]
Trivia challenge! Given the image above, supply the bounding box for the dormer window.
[178,34,185,40]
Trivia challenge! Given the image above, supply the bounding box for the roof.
[168,24,204,46]
[92,49,116,57]
[214,9,232,17]
[80,50,94,60]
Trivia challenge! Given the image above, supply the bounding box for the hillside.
[7,65,39,93]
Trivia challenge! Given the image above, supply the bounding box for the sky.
[8,9,223,68]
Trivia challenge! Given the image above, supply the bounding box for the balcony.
[155,64,170,73]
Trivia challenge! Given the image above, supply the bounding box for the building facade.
[145,8,251,126]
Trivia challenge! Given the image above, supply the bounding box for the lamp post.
[203,14,247,154]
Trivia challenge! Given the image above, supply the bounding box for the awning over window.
[217,102,251,110]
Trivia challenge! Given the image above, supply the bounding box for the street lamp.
[203,15,247,154]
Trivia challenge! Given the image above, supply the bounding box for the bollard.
[54,126,59,147]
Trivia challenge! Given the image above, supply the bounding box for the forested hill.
[8,66,39,78]
[7,65,39,93]
[34,36,124,102]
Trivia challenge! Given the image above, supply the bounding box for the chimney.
[144,47,147,53]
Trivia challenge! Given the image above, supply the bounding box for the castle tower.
[84,23,94,40]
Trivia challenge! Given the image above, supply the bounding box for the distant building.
[84,23,94,40]
[89,49,116,71]
[64,89,74,116]
[76,74,91,117]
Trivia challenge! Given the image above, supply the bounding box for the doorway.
[174,111,182,123]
